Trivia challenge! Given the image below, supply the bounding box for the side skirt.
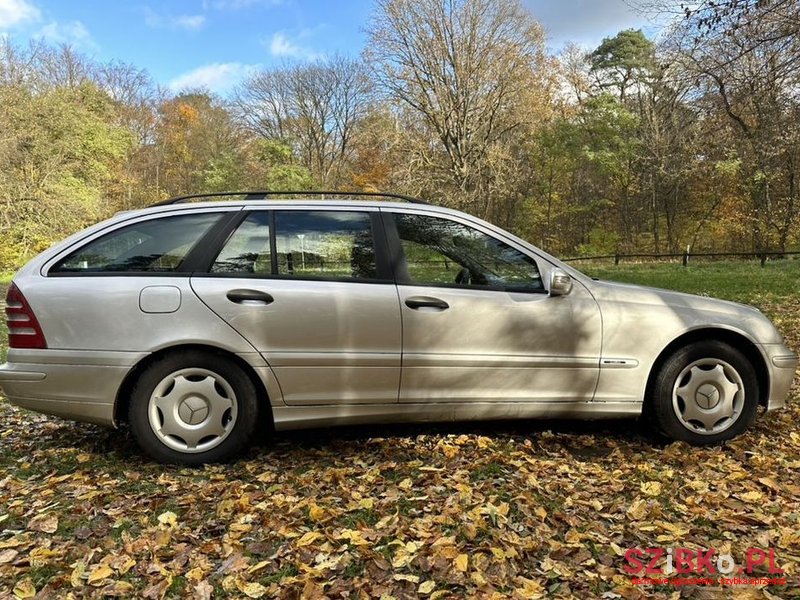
[272,401,643,431]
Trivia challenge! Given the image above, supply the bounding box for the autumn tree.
[155,92,246,196]
[669,0,800,251]
[0,80,132,268]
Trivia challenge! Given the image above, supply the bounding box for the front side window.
[275,211,377,280]
[51,212,222,273]
[394,213,543,292]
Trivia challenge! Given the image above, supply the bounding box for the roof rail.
[150,190,429,207]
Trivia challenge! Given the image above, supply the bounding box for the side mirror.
[549,268,573,296]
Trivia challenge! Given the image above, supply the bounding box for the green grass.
[0,283,6,363]
[575,258,800,303]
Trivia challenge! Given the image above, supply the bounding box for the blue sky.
[0,0,657,95]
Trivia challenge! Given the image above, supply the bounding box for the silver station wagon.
[1,191,796,464]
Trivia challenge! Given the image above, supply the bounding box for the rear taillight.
[5,283,48,349]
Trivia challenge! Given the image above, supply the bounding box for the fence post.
[760,253,767,267]
[614,253,620,266]
[682,245,689,267]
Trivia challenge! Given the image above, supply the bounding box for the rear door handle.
[405,296,449,310]
[226,289,274,305]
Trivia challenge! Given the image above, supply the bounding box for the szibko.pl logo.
[624,547,784,577]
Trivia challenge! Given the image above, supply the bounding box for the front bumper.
[0,349,146,426]
[759,344,798,411]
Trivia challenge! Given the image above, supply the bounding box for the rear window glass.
[275,211,377,280]
[51,212,222,273]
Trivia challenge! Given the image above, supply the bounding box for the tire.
[128,350,260,465]
[650,340,758,445]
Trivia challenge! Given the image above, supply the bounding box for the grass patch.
[167,575,187,596]
[339,508,379,528]
[0,283,6,363]
[258,564,299,586]
[27,564,61,589]
[469,461,507,482]
[577,258,800,303]
[342,559,365,578]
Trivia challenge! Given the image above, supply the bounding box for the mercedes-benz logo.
[178,397,209,425]
[695,383,720,409]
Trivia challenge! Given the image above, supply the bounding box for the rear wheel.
[651,340,758,445]
[129,350,259,464]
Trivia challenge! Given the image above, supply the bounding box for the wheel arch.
[114,343,274,431]
[643,327,770,414]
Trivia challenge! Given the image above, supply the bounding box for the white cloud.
[144,9,206,31]
[174,14,206,30]
[268,32,320,60]
[37,20,97,51]
[0,0,40,29]
[168,62,257,94]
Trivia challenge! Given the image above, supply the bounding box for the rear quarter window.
[50,212,222,274]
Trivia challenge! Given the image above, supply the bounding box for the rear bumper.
[0,349,146,426]
[760,344,798,412]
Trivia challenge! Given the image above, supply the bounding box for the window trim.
[197,208,394,284]
[181,211,248,272]
[382,210,548,295]
[46,209,235,278]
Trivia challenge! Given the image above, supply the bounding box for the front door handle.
[405,296,449,310]
[226,289,274,305]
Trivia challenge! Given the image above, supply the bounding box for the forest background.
[1,0,798,272]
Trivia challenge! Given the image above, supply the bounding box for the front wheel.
[129,350,259,464]
[650,340,759,445]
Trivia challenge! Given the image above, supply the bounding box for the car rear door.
[383,209,602,404]
[190,207,402,405]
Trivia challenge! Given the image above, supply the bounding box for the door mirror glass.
[549,269,573,296]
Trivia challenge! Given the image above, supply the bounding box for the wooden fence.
[562,250,800,267]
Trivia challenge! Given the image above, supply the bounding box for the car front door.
[384,209,602,404]
[191,208,402,405]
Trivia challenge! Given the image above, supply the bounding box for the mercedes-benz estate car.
[1,191,796,464]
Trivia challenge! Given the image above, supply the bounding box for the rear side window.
[211,210,379,281]
[51,212,222,273]
[275,211,377,280]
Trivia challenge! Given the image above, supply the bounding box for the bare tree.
[234,56,373,187]
[33,43,94,90]
[366,0,550,216]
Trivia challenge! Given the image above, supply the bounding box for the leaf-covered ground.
[1,276,799,599]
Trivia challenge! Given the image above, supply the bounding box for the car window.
[51,212,222,273]
[275,211,377,280]
[211,212,271,274]
[394,213,544,291]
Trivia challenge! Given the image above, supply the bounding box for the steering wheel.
[455,267,472,285]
